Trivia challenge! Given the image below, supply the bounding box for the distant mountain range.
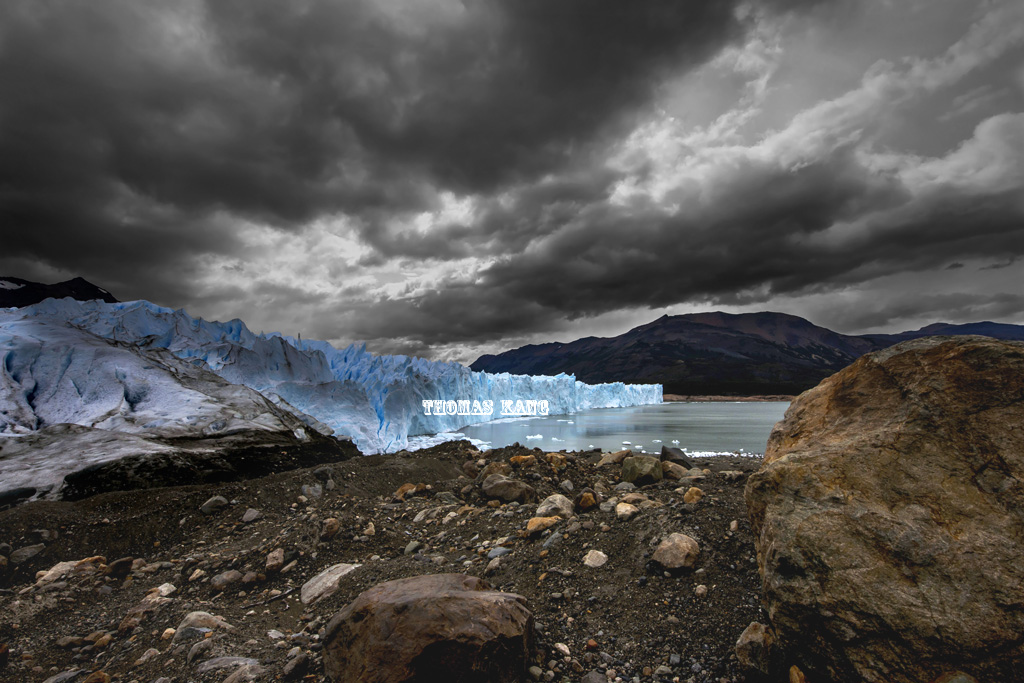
[0,276,117,307]
[471,312,1024,396]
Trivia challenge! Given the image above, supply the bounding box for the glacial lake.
[433,401,791,456]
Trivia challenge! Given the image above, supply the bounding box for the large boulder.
[323,573,533,682]
[745,337,1024,683]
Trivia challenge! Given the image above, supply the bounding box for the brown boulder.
[481,474,536,503]
[746,336,1024,683]
[323,573,533,683]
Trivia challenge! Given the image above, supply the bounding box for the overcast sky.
[2,0,1022,362]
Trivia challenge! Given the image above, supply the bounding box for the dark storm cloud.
[820,292,1024,333]
[338,135,1024,346]
[0,0,792,302]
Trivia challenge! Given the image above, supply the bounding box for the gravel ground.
[0,440,769,683]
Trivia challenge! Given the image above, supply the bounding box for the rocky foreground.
[3,335,1021,683]
[0,441,764,683]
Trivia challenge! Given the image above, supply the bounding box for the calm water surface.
[456,401,789,455]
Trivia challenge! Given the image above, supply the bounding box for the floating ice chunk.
[526,434,543,440]
[671,440,680,444]
[622,441,632,445]
[652,439,662,443]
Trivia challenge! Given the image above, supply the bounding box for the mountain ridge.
[0,276,118,308]
[470,312,1024,395]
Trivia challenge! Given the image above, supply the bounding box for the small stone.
[683,487,704,504]
[195,657,259,675]
[481,474,536,503]
[694,584,708,597]
[554,642,570,657]
[615,502,639,520]
[536,494,574,519]
[105,556,134,579]
[321,517,340,540]
[545,453,567,469]
[596,449,631,467]
[559,479,574,493]
[789,664,807,683]
[222,664,264,683]
[393,482,418,501]
[10,544,44,565]
[405,541,423,555]
[510,455,536,468]
[82,673,110,683]
[362,521,376,536]
[266,548,285,573]
[574,489,599,511]
[241,508,261,523]
[661,460,687,480]
[527,516,561,535]
[301,483,323,499]
[187,639,213,665]
[200,496,229,515]
[652,533,700,570]
[211,570,243,592]
[171,611,233,644]
[730,519,739,532]
[161,628,175,640]
[735,622,776,675]
[282,652,309,680]
[487,547,511,559]
[583,550,608,568]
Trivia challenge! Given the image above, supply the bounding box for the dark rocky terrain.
[0,277,118,308]
[0,441,765,683]
[471,311,1024,396]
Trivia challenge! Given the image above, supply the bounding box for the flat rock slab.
[301,563,361,604]
[746,336,1024,683]
[323,573,533,683]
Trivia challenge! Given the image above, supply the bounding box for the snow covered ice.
[1,299,661,492]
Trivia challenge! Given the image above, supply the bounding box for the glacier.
[3,298,662,456]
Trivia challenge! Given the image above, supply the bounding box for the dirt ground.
[0,440,769,683]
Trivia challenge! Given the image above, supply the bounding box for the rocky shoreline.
[0,441,764,683]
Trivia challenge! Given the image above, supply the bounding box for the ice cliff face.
[3,299,662,455]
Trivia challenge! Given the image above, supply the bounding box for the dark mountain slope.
[471,312,1024,395]
[0,276,118,308]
